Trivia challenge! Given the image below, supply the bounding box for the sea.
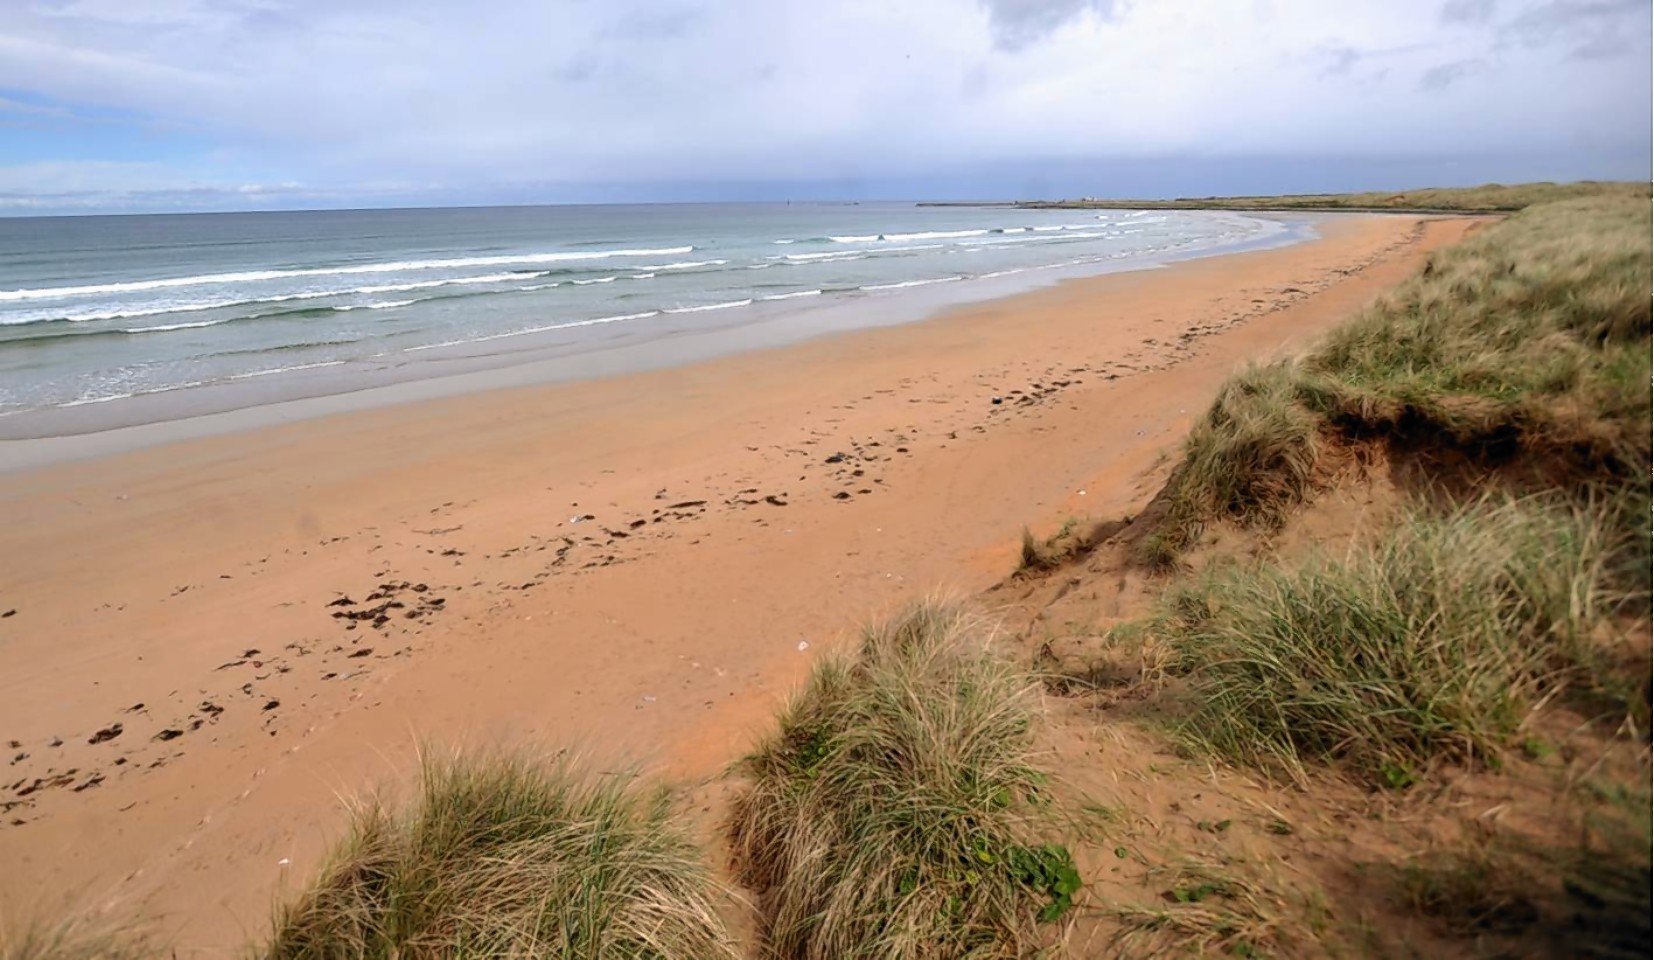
[0,203,1301,434]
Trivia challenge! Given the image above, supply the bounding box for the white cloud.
[0,0,1645,203]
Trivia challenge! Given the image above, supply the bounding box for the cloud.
[1501,0,1649,55]
[978,0,1129,50]
[1441,0,1498,23]
[0,0,1646,211]
[1419,58,1485,89]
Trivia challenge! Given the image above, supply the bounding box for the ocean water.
[0,203,1287,424]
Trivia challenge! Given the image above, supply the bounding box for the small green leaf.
[1114,846,1129,859]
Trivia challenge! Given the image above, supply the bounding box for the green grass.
[1133,363,1323,566]
[1157,492,1647,787]
[1136,192,1652,566]
[728,602,1079,959]
[262,747,738,960]
[1019,180,1649,213]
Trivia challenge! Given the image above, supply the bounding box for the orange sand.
[0,215,1477,954]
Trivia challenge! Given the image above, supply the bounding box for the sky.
[0,0,1648,214]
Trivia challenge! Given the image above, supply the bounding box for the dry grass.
[1157,492,1646,788]
[1111,863,1295,958]
[1017,517,1108,574]
[1023,180,1650,213]
[262,746,738,960]
[1133,364,1323,567]
[0,910,155,960]
[728,602,1079,959]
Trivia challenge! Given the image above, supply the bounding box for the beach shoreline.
[0,213,1478,954]
[0,210,1317,468]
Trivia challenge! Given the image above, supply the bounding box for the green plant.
[1134,193,1652,565]
[729,602,1077,959]
[263,746,737,960]
[1160,492,1643,786]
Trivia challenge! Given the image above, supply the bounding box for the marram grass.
[1159,491,1646,786]
[1138,192,1652,566]
[730,602,1079,959]
[263,747,738,960]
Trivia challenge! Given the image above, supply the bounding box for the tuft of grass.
[1017,516,1112,575]
[729,602,1078,959]
[263,747,738,960]
[1137,363,1323,565]
[1134,193,1652,564]
[1158,492,1645,786]
[0,910,155,960]
[1018,526,1051,572]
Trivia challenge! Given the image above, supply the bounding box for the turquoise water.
[0,203,1284,418]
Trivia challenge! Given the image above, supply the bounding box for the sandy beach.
[0,213,1477,953]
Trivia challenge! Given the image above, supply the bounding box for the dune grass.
[262,747,738,960]
[1136,193,1652,567]
[1023,180,1650,213]
[1157,491,1648,787]
[728,602,1079,959]
[0,911,155,960]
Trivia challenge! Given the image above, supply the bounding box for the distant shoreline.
[919,178,1647,215]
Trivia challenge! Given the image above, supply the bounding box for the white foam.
[828,234,880,243]
[784,250,870,261]
[334,299,417,311]
[228,360,348,379]
[880,229,988,242]
[759,289,822,301]
[0,247,694,302]
[123,318,234,334]
[60,391,137,407]
[956,231,1110,247]
[628,273,656,279]
[860,276,962,291]
[571,276,618,285]
[783,254,867,265]
[59,377,215,407]
[663,299,753,314]
[346,272,532,295]
[2,270,548,325]
[26,300,241,325]
[638,259,728,270]
[402,311,660,352]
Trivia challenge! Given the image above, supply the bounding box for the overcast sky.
[0,0,1648,213]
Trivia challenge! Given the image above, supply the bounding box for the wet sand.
[0,213,1477,954]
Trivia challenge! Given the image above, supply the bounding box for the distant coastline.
[920,178,1649,214]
